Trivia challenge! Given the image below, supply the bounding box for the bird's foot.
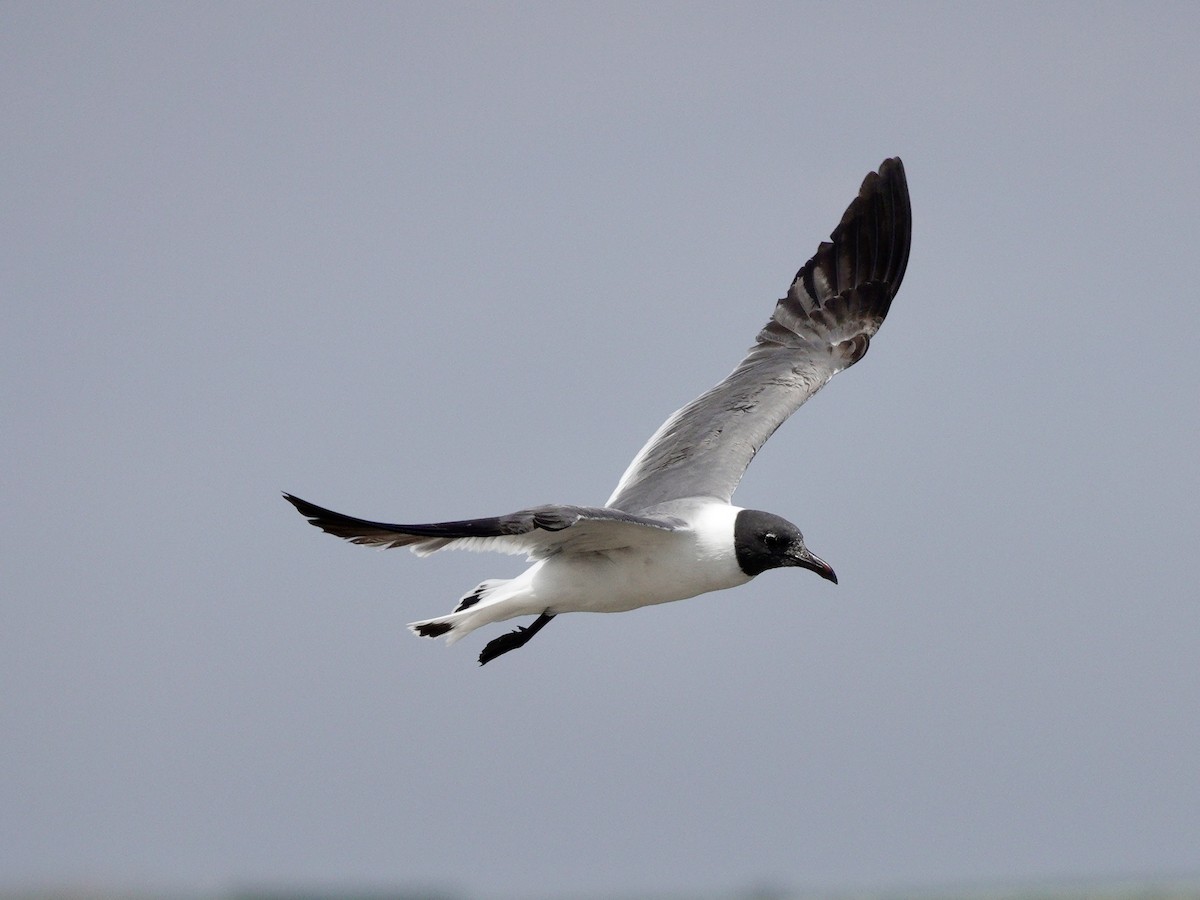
[478,626,533,666]
[478,613,555,666]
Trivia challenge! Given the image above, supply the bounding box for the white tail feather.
[408,572,538,645]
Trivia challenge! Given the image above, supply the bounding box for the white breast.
[528,503,751,614]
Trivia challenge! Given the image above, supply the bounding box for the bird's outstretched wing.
[606,157,911,513]
[283,493,683,559]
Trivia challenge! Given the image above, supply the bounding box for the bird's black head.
[733,509,838,583]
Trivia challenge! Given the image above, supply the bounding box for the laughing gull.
[286,157,911,665]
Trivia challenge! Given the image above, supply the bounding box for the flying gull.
[285,157,911,665]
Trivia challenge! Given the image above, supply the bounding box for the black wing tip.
[862,156,912,295]
[844,157,906,212]
[283,490,356,534]
[282,494,560,547]
[862,157,907,200]
[282,491,414,547]
[282,491,324,520]
[282,492,358,531]
[768,157,911,357]
[878,155,906,180]
[791,156,912,306]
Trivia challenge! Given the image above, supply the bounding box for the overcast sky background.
[4,3,1199,897]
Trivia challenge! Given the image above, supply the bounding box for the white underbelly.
[529,545,751,615]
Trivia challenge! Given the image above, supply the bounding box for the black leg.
[478,612,556,666]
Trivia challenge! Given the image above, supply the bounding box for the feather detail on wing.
[607,157,911,512]
[283,493,683,560]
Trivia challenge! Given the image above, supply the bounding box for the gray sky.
[3,3,1199,897]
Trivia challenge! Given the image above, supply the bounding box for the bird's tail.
[408,576,532,646]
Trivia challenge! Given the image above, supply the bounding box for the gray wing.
[606,158,911,513]
[283,493,684,560]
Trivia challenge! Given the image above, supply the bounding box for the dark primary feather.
[282,493,682,557]
[769,157,910,352]
[606,158,911,512]
[284,493,527,548]
[794,158,910,306]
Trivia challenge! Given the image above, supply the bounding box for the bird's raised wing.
[283,493,683,560]
[606,158,911,513]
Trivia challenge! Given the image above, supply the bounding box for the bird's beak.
[790,546,838,584]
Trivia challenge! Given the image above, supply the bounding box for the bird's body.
[433,502,747,630]
[286,158,911,664]
[509,503,747,616]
